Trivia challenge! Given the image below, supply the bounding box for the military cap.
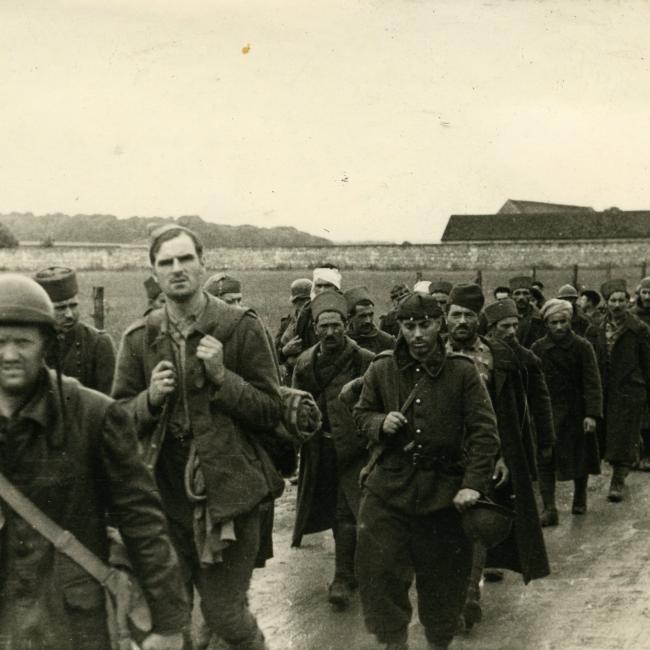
[290,278,312,303]
[390,283,410,300]
[429,280,453,295]
[601,279,628,300]
[557,284,578,299]
[344,286,373,313]
[34,267,79,302]
[579,288,602,305]
[311,290,348,322]
[509,276,533,291]
[217,277,241,295]
[639,276,650,290]
[144,276,161,300]
[531,280,545,291]
[0,274,55,327]
[396,293,443,321]
[448,283,485,314]
[484,298,518,327]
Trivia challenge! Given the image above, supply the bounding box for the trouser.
[333,482,357,586]
[356,491,472,646]
[467,542,488,602]
[537,450,556,509]
[170,506,266,650]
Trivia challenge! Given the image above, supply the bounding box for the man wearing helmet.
[0,274,188,650]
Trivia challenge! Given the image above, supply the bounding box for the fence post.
[475,269,483,288]
[572,264,579,289]
[606,263,612,280]
[92,286,105,330]
[642,261,647,279]
[531,265,537,281]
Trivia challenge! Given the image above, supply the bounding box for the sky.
[2,0,650,243]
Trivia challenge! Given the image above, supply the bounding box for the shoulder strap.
[399,381,421,415]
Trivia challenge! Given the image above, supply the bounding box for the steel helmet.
[461,498,515,549]
[0,273,56,328]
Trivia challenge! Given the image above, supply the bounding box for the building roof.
[442,209,650,242]
[498,199,594,215]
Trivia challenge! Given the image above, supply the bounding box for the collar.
[394,336,447,377]
[4,369,52,428]
[447,335,483,353]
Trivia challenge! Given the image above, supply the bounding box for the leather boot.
[608,465,626,502]
[572,476,588,514]
[327,579,353,610]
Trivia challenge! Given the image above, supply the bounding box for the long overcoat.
[587,312,650,464]
[516,304,547,349]
[291,338,374,546]
[532,332,603,480]
[482,337,551,583]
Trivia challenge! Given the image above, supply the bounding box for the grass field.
[75,266,647,344]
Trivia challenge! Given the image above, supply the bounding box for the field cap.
[580,288,602,305]
[311,290,348,322]
[144,276,161,300]
[509,276,533,291]
[484,298,518,327]
[396,293,443,321]
[429,280,453,295]
[290,279,312,303]
[540,298,573,321]
[448,283,485,314]
[601,279,628,300]
[204,274,240,297]
[344,286,373,313]
[557,284,578,299]
[34,267,78,302]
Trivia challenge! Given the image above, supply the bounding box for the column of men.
[4,233,650,650]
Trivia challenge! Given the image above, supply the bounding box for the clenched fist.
[148,360,176,408]
[197,335,226,387]
[382,411,408,436]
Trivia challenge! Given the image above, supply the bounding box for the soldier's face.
[492,316,519,344]
[400,317,442,360]
[431,292,449,309]
[607,291,628,318]
[313,281,336,297]
[221,292,242,306]
[350,304,375,335]
[0,325,46,395]
[512,289,531,312]
[152,233,205,303]
[640,288,650,308]
[52,296,79,332]
[447,305,479,344]
[547,313,571,340]
[315,312,346,352]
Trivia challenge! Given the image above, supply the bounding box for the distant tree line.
[0,213,332,248]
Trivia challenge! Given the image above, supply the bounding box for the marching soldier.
[557,284,591,337]
[34,266,116,394]
[344,286,395,354]
[0,274,188,650]
[509,276,546,348]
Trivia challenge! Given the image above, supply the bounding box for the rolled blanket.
[277,386,322,444]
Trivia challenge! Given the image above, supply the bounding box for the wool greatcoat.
[481,337,551,583]
[587,311,650,465]
[291,337,374,547]
[516,303,547,349]
[348,326,396,355]
[532,332,603,480]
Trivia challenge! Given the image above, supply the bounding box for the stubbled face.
[512,288,531,313]
[313,280,336,297]
[608,291,628,319]
[350,304,375,336]
[640,288,650,309]
[547,313,571,340]
[52,296,80,332]
[492,316,519,344]
[400,317,442,360]
[447,304,479,345]
[315,311,346,353]
[152,233,205,303]
[0,325,46,395]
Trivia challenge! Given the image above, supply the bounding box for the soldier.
[112,225,284,650]
[632,277,650,471]
[204,274,243,305]
[532,299,602,518]
[446,288,550,629]
[354,293,499,650]
[586,279,650,502]
[579,288,605,328]
[557,284,591,337]
[429,280,453,310]
[0,274,188,650]
[379,283,410,337]
[493,286,511,301]
[292,291,374,610]
[144,275,166,315]
[509,276,546,348]
[34,266,116,394]
[344,286,395,354]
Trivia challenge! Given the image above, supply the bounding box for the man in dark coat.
[510,276,546,348]
[446,288,550,629]
[291,291,374,610]
[344,286,395,354]
[353,293,499,650]
[113,225,283,650]
[557,284,592,337]
[631,276,650,470]
[0,274,188,650]
[586,279,650,502]
[34,266,116,394]
[379,283,410,337]
[532,299,603,518]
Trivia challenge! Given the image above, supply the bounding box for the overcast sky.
[2,1,649,242]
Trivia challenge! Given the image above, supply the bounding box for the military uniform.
[516,303,547,349]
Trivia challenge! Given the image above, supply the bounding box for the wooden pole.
[606,263,612,280]
[92,286,105,330]
[572,264,579,289]
[531,265,537,281]
[642,261,647,279]
[475,269,483,287]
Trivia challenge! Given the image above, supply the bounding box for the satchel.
[0,471,151,650]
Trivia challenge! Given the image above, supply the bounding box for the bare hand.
[453,488,481,512]
[583,416,597,434]
[282,335,303,358]
[197,335,226,386]
[382,411,408,436]
[141,632,184,650]
[148,361,176,407]
[493,456,510,488]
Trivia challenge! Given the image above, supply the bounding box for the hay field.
[75,266,645,344]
